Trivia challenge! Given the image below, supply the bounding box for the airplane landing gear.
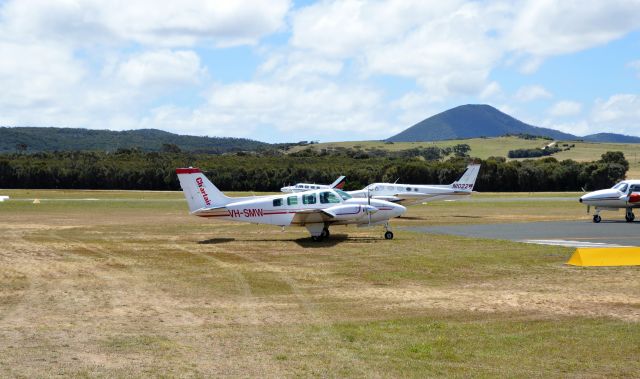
[383,223,394,240]
[593,214,602,223]
[321,227,330,238]
[625,209,635,222]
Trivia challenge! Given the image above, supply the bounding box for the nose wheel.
[593,214,601,223]
[626,209,635,222]
[383,223,394,240]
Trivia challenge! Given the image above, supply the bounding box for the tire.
[384,231,394,240]
[311,235,323,242]
[321,228,330,238]
[626,212,635,222]
[593,215,601,223]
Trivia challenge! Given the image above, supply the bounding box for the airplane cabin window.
[630,185,640,193]
[304,185,309,189]
[287,196,298,205]
[406,187,411,192]
[302,193,317,204]
[273,198,283,207]
[387,186,394,191]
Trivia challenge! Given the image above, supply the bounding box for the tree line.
[0,150,629,192]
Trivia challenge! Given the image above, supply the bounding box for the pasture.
[290,137,640,177]
[1,190,639,377]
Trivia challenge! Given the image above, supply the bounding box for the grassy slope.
[290,137,640,177]
[0,190,638,377]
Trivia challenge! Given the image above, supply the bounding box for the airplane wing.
[290,209,335,225]
[374,192,471,205]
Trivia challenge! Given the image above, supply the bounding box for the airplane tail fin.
[330,175,347,189]
[451,164,481,191]
[176,168,233,212]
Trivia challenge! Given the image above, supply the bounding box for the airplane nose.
[579,198,583,203]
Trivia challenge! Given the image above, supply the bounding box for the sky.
[0,0,639,143]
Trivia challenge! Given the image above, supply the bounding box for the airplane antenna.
[394,178,399,184]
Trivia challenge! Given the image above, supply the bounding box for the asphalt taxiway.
[404,221,640,247]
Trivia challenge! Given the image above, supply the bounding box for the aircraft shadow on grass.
[197,234,381,248]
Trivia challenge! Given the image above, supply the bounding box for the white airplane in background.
[281,175,346,193]
[177,168,405,241]
[579,180,640,223]
[0,196,8,202]
[348,164,481,205]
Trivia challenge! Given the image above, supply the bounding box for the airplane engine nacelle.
[629,193,640,204]
[323,204,378,220]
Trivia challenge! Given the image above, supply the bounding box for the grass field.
[1,190,639,377]
[290,137,640,177]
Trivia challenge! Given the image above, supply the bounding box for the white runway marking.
[518,239,631,248]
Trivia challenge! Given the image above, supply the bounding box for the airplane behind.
[348,164,481,205]
[579,180,640,223]
[281,175,346,193]
[176,168,405,241]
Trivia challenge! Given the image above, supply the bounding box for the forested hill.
[0,127,269,153]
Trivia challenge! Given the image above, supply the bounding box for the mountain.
[387,104,578,142]
[0,127,269,153]
[581,133,640,144]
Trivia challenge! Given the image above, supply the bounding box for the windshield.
[334,189,352,200]
[613,182,628,191]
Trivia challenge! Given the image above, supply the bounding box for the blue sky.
[0,0,639,142]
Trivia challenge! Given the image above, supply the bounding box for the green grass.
[289,136,640,177]
[0,190,638,377]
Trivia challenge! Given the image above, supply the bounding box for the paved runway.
[403,221,640,247]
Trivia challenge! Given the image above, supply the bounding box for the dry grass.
[0,190,639,377]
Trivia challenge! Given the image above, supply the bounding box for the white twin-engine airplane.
[176,168,406,241]
[579,180,640,223]
[280,175,346,193]
[348,164,481,205]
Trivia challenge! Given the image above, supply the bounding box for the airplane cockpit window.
[319,191,341,204]
[613,182,628,192]
[334,189,352,200]
[375,186,381,191]
[273,198,283,207]
[296,184,302,188]
[302,193,317,204]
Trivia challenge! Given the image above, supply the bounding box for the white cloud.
[591,94,640,130]
[0,0,291,47]
[628,60,640,78]
[143,80,394,141]
[515,85,552,102]
[116,50,206,88]
[507,0,640,72]
[479,81,503,100]
[548,100,582,117]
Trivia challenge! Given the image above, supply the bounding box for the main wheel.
[626,212,635,222]
[384,231,394,240]
[311,235,323,242]
[321,228,330,238]
[593,215,601,223]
